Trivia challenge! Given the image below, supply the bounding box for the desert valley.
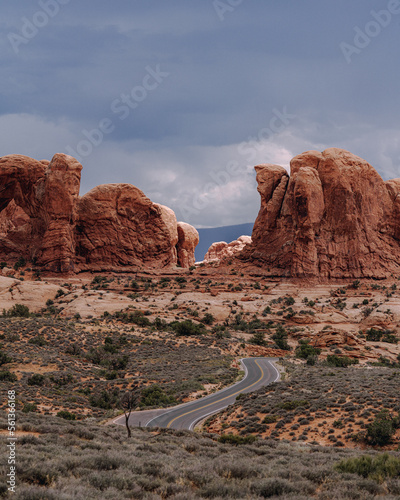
[0,148,400,498]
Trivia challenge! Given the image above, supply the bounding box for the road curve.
[113,358,280,431]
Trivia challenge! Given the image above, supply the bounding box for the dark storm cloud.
[1,0,400,226]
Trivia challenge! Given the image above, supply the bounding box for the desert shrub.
[65,343,82,356]
[130,280,140,290]
[218,434,256,445]
[278,400,309,411]
[170,319,205,337]
[27,374,45,386]
[284,296,295,306]
[366,328,398,343]
[272,325,290,350]
[295,340,321,361]
[49,373,73,386]
[57,410,76,420]
[201,313,215,325]
[251,478,295,498]
[22,403,38,413]
[335,453,400,482]
[113,310,150,327]
[366,410,398,446]
[326,355,359,367]
[13,256,26,270]
[0,370,17,382]
[263,415,277,424]
[89,389,119,409]
[28,335,47,346]
[0,350,12,365]
[262,306,271,316]
[140,384,176,407]
[3,303,30,317]
[250,331,266,346]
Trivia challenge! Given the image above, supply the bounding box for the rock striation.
[0,154,197,272]
[204,235,251,262]
[242,148,400,278]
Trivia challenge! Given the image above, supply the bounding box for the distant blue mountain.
[195,223,254,261]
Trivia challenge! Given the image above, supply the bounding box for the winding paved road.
[113,358,280,431]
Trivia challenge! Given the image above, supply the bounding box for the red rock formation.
[0,200,31,256]
[0,154,198,272]
[176,222,199,268]
[290,328,364,349]
[75,184,180,270]
[242,148,400,278]
[36,154,82,272]
[204,235,251,262]
[0,154,82,272]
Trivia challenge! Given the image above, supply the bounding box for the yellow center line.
[166,359,265,428]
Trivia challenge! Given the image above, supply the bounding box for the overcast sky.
[1,1,400,227]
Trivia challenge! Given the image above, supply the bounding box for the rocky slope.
[242,148,400,278]
[0,154,197,272]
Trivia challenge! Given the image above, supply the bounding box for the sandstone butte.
[241,147,400,279]
[0,154,199,272]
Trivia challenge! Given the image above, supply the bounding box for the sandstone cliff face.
[243,148,400,278]
[176,222,199,268]
[0,153,80,271]
[75,185,179,270]
[36,154,82,272]
[0,154,197,271]
[204,235,251,262]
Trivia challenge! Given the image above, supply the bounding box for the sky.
[1,0,400,227]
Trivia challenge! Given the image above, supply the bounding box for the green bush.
[140,384,176,407]
[295,340,321,361]
[201,313,215,325]
[272,325,291,350]
[3,303,30,317]
[366,410,398,446]
[28,335,47,346]
[114,310,150,327]
[284,296,295,306]
[57,410,76,420]
[27,374,45,386]
[263,415,278,424]
[335,453,400,482]
[22,403,37,413]
[365,328,398,344]
[171,319,205,336]
[250,331,266,346]
[89,389,119,409]
[326,355,359,368]
[278,399,309,411]
[218,434,256,445]
[0,370,17,382]
[13,256,26,270]
[0,350,12,366]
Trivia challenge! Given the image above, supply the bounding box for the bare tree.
[120,386,139,438]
